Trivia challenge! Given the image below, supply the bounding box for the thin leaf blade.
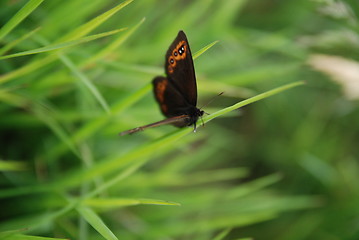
[0,28,127,60]
[0,0,44,41]
[77,206,118,240]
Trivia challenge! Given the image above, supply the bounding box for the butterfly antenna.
[197,92,224,129]
[199,92,224,113]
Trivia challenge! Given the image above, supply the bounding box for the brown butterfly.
[120,30,204,135]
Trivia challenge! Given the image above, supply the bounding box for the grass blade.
[8,234,68,240]
[0,88,28,107]
[212,228,232,240]
[0,28,127,60]
[0,160,27,171]
[81,17,146,67]
[71,84,152,145]
[0,230,21,238]
[85,197,181,209]
[0,0,44,41]
[77,206,118,240]
[59,54,111,114]
[0,55,55,84]
[0,27,41,55]
[61,0,134,41]
[193,40,219,59]
[32,102,80,157]
[203,81,305,124]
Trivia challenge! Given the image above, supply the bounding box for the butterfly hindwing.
[152,76,189,118]
[165,30,197,106]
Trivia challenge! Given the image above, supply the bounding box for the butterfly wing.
[153,76,190,118]
[165,30,197,106]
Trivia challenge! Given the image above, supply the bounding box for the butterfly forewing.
[165,31,197,106]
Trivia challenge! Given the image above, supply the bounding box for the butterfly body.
[120,30,203,136]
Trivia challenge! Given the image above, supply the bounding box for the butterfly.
[120,30,204,136]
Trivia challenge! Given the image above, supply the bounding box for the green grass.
[1,0,359,240]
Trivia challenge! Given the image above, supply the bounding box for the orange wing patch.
[167,40,187,73]
[155,79,169,113]
[155,79,167,103]
[168,56,176,74]
[160,103,168,113]
[172,40,187,61]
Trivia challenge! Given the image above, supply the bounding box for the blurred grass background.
[1,0,359,239]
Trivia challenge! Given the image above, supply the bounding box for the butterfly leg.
[193,121,197,133]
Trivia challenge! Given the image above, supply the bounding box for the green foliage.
[1,0,358,240]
